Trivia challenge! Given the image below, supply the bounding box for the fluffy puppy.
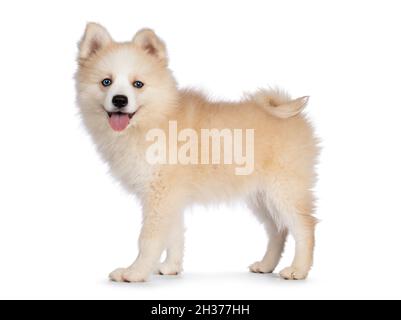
[76,23,319,281]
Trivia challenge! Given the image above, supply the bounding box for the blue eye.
[133,80,144,89]
[101,78,112,87]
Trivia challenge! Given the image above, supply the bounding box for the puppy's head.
[76,23,178,133]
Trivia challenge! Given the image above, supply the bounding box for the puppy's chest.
[103,136,153,194]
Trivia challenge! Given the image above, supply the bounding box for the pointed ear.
[79,23,113,60]
[132,28,167,65]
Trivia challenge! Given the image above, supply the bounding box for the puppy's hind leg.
[268,180,317,280]
[247,194,288,274]
[156,214,185,275]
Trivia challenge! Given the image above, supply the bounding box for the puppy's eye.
[101,78,112,87]
[133,80,144,89]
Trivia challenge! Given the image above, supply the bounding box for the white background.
[0,0,400,300]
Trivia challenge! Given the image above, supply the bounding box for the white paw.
[249,261,274,274]
[109,267,126,282]
[156,262,182,275]
[279,266,309,280]
[109,266,150,282]
[122,267,150,282]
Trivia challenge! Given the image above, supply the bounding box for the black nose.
[112,95,128,108]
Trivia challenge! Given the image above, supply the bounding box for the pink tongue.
[108,113,130,131]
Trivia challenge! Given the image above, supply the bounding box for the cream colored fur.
[76,23,319,281]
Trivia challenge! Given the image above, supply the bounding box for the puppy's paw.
[109,266,150,282]
[156,261,182,275]
[121,266,150,282]
[109,267,127,282]
[279,266,308,280]
[249,261,274,274]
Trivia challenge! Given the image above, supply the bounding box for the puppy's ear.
[132,29,168,65]
[79,23,113,60]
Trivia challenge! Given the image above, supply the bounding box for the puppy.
[76,23,319,281]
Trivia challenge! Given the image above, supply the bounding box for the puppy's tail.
[252,89,309,119]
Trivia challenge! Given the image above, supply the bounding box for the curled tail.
[252,89,309,119]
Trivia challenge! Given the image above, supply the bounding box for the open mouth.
[107,111,135,132]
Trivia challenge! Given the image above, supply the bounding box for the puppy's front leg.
[157,214,185,275]
[110,188,182,282]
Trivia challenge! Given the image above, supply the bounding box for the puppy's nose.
[112,95,128,108]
